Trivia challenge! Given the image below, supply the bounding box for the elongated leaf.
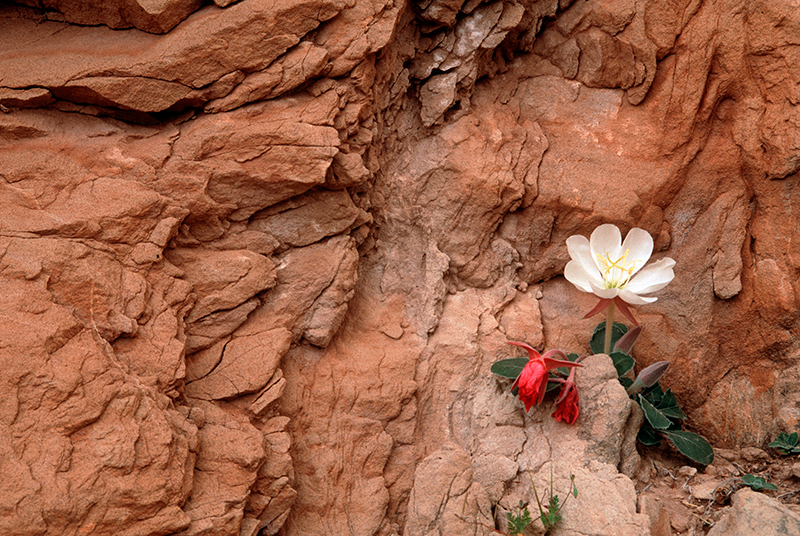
[637,423,661,446]
[591,322,628,354]
[663,430,714,465]
[609,351,635,377]
[638,394,672,430]
[657,389,687,420]
[491,357,528,379]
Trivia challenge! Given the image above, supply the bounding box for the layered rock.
[13,0,205,33]
[1,0,800,534]
[0,59,369,534]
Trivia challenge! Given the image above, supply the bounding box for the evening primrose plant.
[491,224,713,465]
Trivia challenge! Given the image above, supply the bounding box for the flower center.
[596,249,639,289]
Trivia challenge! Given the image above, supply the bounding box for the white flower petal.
[566,235,604,287]
[564,260,594,293]
[619,289,657,305]
[590,224,622,272]
[626,257,676,294]
[620,228,654,277]
[566,224,674,304]
[588,280,620,299]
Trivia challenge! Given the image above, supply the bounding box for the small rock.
[716,449,739,462]
[791,462,800,479]
[0,87,54,108]
[691,479,723,502]
[678,466,698,479]
[380,322,404,339]
[712,457,739,477]
[773,464,793,482]
[740,447,769,462]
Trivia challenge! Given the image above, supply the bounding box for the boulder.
[708,488,800,536]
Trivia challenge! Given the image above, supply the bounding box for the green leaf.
[666,420,683,432]
[619,377,633,389]
[656,389,687,420]
[591,322,629,354]
[545,379,561,393]
[507,501,532,534]
[638,394,673,430]
[637,423,661,446]
[662,430,714,465]
[491,357,528,379]
[609,351,635,377]
[540,497,562,531]
[769,432,800,456]
[549,494,560,513]
[741,474,777,491]
[641,382,665,406]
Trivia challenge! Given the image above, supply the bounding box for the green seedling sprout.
[529,466,577,533]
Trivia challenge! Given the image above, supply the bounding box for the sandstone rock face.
[2,0,800,534]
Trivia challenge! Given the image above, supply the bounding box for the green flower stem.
[604,300,615,355]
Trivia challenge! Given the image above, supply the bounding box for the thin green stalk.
[604,300,615,355]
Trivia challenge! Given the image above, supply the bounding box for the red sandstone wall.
[0,0,798,534]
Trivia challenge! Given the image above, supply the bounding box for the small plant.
[505,500,532,535]
[740,473,777,492]
[461,469,577,535]
[769,432,800,456]
[529,467,577,533]
[599,322,714,466]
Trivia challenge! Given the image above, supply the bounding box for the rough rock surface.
[707,488,800,536]
[403,354,649,536]
[13,0,205,33]
[2,0,800,534]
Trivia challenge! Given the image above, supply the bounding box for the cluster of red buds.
[508,342,582,425]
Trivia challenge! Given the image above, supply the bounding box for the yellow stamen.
[596,249,639,288]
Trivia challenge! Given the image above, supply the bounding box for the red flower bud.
[552,380,580,425]
[517,359,549,412]
[508,342,581,412]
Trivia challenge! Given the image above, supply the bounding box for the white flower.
[564,224,675,305]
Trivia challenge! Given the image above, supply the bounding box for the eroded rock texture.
[1,0,799,534]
